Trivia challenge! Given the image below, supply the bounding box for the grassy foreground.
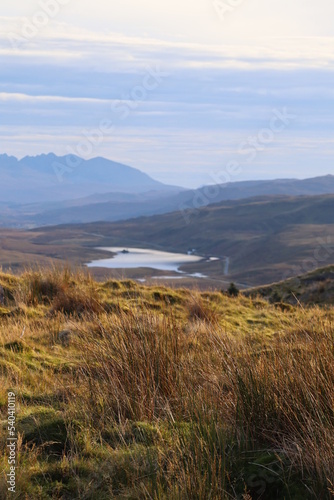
[0,268,333,499]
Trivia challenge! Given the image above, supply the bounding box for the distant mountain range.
[0,153,181,204]
[1,153,334,228]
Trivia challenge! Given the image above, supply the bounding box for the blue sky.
[1,1,333,187]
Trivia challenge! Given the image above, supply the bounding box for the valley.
[2,193,334,288]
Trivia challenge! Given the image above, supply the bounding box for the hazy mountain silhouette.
[23,174,334,227]
[1,153,334,228]
[0,153,181,203]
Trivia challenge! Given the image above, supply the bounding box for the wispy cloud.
[1,17,334,67]
[0,19,333,186]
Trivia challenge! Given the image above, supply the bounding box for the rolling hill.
[1,193,334,287]
[34,193,334,286]
[26,174,334,227]
[245,264,334,305]
[2,166,334,228]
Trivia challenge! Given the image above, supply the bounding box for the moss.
[0,358,22,376]
[101,279,122,290]
[25,307,45,319]
[152,290,183,305]
[121,279,137,289]
[103,300,123,314]
[138,300,161,311]
[102,421,160,447]
[3,305,43,318]
[30,462,84,498]
[20,391,67,408]
[120,290,140,299]
[18,407,68,456]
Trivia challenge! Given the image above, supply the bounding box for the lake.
[86,247,204,273]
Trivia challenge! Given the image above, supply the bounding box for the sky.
[1,0,333,187]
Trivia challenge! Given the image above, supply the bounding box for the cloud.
[1,17,334,70]
[3,0,334,42]
[0,21,333,186]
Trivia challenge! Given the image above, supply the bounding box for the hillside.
[1,194,334,287]
[28,193,334,286]
[0,267,333,498]
[189,174,334,200]
[245,264,334,305]
[31,174,334,226]
[2,172,334,228]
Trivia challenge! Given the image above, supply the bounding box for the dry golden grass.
[0,267,333,498]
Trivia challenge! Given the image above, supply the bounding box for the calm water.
[86,247,203,273]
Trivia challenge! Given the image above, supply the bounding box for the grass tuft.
[0,266,333,498]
